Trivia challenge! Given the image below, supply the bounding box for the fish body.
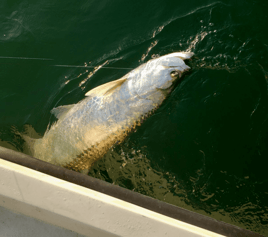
[31,52,193,170]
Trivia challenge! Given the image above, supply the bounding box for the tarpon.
[26,52,193,171]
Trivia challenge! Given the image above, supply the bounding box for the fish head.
[148,52,193,90]
[130,52,193,98]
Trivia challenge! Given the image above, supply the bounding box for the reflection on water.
[89,138,267,234]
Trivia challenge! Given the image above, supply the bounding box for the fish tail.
[12,124,41,157]
[22,134,37,156]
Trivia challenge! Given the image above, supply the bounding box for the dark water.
[1,0,268,235]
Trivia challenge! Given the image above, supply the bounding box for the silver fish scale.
[32,52,193,170]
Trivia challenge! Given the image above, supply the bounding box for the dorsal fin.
[51,104,75,119]
[85,77,127,97]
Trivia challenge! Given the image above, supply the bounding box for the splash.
[140,40,158,62]
[186,31,208,53]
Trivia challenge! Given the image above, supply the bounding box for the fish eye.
[170,70,179,77]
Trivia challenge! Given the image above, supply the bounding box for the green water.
[1,0,268,235]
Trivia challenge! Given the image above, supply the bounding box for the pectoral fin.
[156,87,169,97]
[85,77,127,97]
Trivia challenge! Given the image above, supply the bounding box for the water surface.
[0,0,267,235]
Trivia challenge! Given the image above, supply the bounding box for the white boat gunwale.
[0,146,262,237]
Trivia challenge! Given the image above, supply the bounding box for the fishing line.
[0,56,134,70]
[0,56,54,61]
[52,64,134,70]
